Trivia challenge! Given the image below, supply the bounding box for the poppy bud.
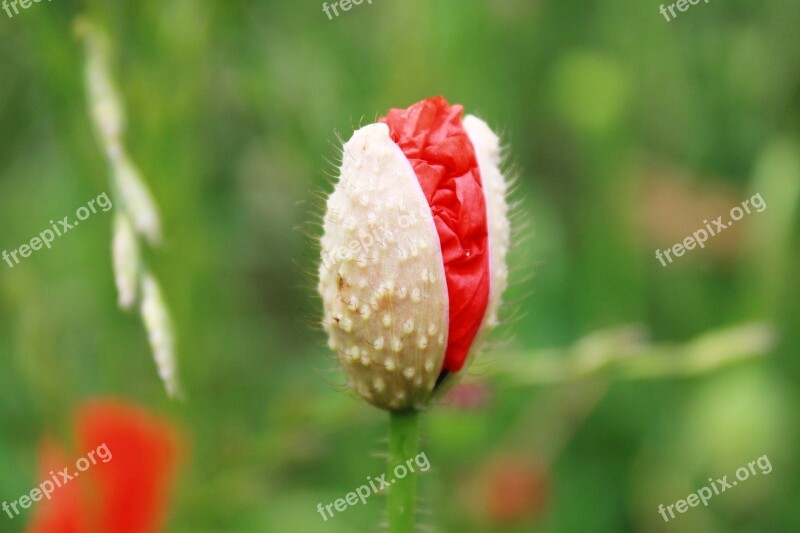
[319,97,510,411]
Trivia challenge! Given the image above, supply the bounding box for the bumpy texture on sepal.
[319,124,449,410]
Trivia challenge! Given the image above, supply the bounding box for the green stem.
[491,322,775,385]
[387,410,419,533]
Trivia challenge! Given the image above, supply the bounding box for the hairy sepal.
[319,123,449,411]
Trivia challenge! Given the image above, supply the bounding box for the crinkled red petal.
[381,96,490,373]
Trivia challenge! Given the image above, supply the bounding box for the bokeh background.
[1,0,799,531]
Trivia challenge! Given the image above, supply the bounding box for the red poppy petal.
[26,440,90,533]
[381,97,490,373]
[75,401,182,533]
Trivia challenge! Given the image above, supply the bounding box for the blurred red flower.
[484,456,547,523]
[26,400,183,533]
[462,454,549,525]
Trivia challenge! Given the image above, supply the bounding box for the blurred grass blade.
[493,323,775,385]
[76,16,179,398]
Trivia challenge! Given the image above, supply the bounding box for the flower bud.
[319,97,510,411]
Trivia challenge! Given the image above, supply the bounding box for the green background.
[1,0,798,531]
